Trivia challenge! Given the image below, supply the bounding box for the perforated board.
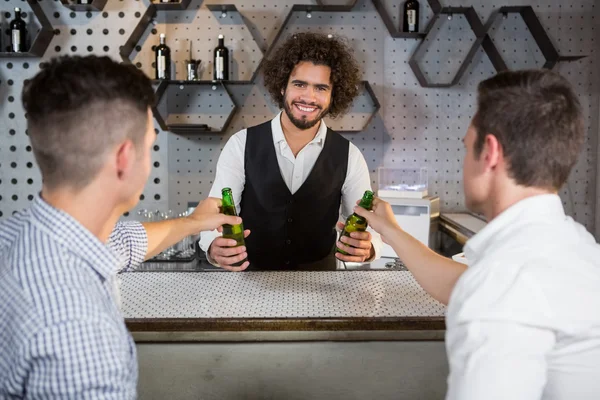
[0,0,597,238]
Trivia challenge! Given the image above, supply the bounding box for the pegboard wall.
[0,0,598,238]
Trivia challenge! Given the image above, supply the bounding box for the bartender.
[199,32,382,271]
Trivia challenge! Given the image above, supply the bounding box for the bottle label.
[407,10,416,31]
[215,55,224,80]
[157,55,166,79]
[12,30,20,52]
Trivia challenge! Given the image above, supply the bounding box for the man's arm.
[27,318,137,399]
[354,199,465,305]
[142,198,241,260]
[446,321,555,400]
[108,199,241,272]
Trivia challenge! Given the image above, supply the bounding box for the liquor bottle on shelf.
[10,7,27,53]
[221,188,246,267]
[336,190,374,256]
[155,33,171,80]
[402,0,419,33]
[213,34,229,81]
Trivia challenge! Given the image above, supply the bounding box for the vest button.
[286,239,292,245]
[285,260,290,265]
[288,199,294,204]
[287,218,293,223]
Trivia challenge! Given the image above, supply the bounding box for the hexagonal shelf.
[483,6,586,71]
[0,0,54,58]
[371,0,442,39]
[153,80,237,134]
[59,0,107,12]
[408,6,486,88]
[324,81,381,134]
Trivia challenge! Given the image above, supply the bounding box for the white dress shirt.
[445,194,600,400]
[200,112,382,263]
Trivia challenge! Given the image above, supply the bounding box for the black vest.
[240,120,349,270]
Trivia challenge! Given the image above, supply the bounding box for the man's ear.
[115,139,136,180]
[483,133,502,171]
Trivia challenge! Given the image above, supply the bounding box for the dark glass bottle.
[10,7,27,53]
[155,33,171,80]
[403,0,420,33]
[221,188,246,267]
[336,190,374,256]
[213,34,229,81]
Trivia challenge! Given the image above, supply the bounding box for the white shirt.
[445,194,600,400]
[200,112,382,263]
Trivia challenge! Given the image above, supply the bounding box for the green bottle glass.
[221,187,246,267]
[336,190,374,256]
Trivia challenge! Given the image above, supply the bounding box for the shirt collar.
[271,111,328,148]
[464,194,565,265]
[29,194,118,281]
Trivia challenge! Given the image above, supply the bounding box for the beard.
[283,96,330,130]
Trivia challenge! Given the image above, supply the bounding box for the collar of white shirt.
[271,111,328,149]
[464,194,565,265]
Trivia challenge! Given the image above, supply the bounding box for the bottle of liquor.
[336,190,374,256]
[155,33,171,80]
[213,34,229,81]
[221,187,246,267]
[10,7,27,53]
[402,0,419,33]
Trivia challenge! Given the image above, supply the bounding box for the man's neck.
[41,185,122,244]
[280,112,321,156]
[484,183,556,222]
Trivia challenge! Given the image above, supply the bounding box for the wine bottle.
[403,0,419,33]
[155,33,171,80]
[10,7,27,53]
[213,34,229,81]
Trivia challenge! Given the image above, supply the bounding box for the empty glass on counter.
[136,208,197,262]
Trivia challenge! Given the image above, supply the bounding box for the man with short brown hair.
[0,55,241,398]
[355,69,600,400]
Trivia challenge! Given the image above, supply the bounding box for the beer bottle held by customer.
[336,190,374,255]
[221,187,247,266]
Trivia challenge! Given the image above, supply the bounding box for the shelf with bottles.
[152,79,237,134]
[0,0,54,58]
[59,0,107,12]
[151,0,192,11]
[372,0,440,39]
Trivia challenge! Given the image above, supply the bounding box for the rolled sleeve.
[107,221,148,273]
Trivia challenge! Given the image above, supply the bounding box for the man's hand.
[208,230,251,271]
[335,221,374,263]
[188,197,242,232]
[352,197,401,244]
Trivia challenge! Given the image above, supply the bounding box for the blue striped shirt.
[0,195,147,399]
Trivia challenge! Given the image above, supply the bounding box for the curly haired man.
[200,32,382,271]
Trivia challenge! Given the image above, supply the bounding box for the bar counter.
[122,264,450,399]
[122,268,446,341]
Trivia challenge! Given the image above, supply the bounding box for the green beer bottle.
[221,187,247,267]
[336,190,374,256]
